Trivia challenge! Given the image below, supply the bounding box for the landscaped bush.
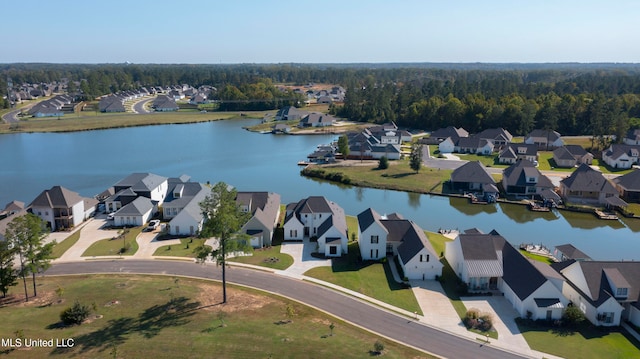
[463,308,493,332]
[60,300,92,325]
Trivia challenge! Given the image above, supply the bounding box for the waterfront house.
[113,196,154,227]
[357,208,442,280]
[163,178,209,236]
[272,123,291,134]
[283,196,347,257]
[275,106,308,121]
[612,170,640,203]
[30,186,97,231]
[552,145,593,168]
[554,244,592,262]
[446,229,568,320]
[501,160,554,198]
[1,201,25,219]
[449,161,498,199]
[498,143,538,165]
[524,129,563,150]
[152,95,179,112]
[602,144,640,169]
[105,173,168,213]
[236,192,281,248]
[559,164,621,206]
[623,128,640,145]
[298,113,336,127]
[0,208,28,242]
[552,260,640,327]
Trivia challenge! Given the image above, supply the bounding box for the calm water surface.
[1,119,638,260]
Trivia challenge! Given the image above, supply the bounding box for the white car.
[147,220,160,231]
[107,212,115,220]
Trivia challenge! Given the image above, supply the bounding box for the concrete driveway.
[279,238,331,278]
[55,215,121,261]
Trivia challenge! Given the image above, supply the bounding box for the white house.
[236,192,281,248]
[106,173,169,213]
[357,208,442,280]
[438,137,456,154]
[524,129,564,150]
[446,229,568,320]
[283,196,348,257]
[602,144,640,169]
[551,260,640,327]
[163,178,209,236]
[29,186,97,231]
[114,197,154,227]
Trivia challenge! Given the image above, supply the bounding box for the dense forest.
[2,63,640,138]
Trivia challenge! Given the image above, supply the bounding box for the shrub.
[60,300,92,325]
[378,156,389,169]
[562,305,586,326]
[373,340,385,354]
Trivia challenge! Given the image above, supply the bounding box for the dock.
[528,201,551,212]
[594,209,618,220]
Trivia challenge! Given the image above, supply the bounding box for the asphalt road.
[45,260,530,359]
[132,98,153,114]
[1,107,22,123]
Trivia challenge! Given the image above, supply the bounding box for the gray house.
[501,160,554,198]
[450,161,498,200]
[552,145,593,168]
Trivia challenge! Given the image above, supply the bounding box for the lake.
[1,118,638,260]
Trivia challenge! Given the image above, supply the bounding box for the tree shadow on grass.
[51,296,200,355]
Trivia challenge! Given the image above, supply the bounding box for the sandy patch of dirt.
[197,283,276,313]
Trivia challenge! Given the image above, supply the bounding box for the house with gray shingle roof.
[552,260,640,327]
[29,186,97,231]
[612,169,640,203]
[501,160,554,198]
[624,128,640,145]
[298,113,336,128]
[163,178,209,236]
[559,164,621,206]
[283,196,347,256]
[446,228,568,320]
[113,197,154,227]
[602,144,640,169]
[275,106,308,121]
[475,128,513,148]
[524,129,563,150]
[552,145,593,168]
[236,192,281,248]
[498,143,538,164]
[152,95,179,112]
[357,208,442,279]
[422,126,469,145]
[554,244,592,262]
[449,161,498,200]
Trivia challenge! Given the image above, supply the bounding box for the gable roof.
[357,207,385,233]
[625,128,640,142]
[115,197,153,216]
[475,128,513,143]
[527,129,561,142]
[560,164,618,195]
[499,143,537,158]
[555,244,592,261]
[430,126,469,140]
[237,192,281,229]
[30,186,85,208]
[502,160,554,189]
[114,173,168,192]
[613,170,640,191]
[457,230,504,278]
[450,161,495,184]
[604,144,640,161]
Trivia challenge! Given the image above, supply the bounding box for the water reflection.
[497,202,559,224]
[407,192,421,209]
[560,210,626,230]
[448,197,498,215]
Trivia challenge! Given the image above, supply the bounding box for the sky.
[2,0,639,64]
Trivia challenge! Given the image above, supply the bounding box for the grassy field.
[518,250,556,264]
[313,160,452,194]
[153,238,208,258]
[516,319,640,359]
[228,229,294,270]
[49,228,83,259]
[304,243,422,315]
[0,275,431,359]
[0,110,268,134]
[81,227,142,256]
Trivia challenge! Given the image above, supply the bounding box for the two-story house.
[29,186,97,231]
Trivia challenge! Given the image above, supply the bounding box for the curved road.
[46,260,529,359]
[132,97,153,114]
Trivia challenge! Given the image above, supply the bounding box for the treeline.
[2,63,640,137]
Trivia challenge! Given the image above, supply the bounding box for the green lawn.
[304,243,422,315]
[346,215,358,242]
[153,238,208,258]
[0,275,430,359]
[312,161,452,194]
[456,153,508,169]
[425,231,451,259]
[50,228,83,259]
[516,319,640,359]
[519,249,556,264]
[81,227,142,256]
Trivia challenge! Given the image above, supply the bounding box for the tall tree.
[199,182,252,304]
[337,135,350,158]
[5,213,54,301]
[409,143,423,173]
[0,239,18,298]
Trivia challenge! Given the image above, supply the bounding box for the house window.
[601,312,615,324]
[290,229,297,238]
[329,246,337,255]
[371,235,379,244]
[420,254,430,262]
[616,287,628,297]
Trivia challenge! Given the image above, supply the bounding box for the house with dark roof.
[107,173,169,211]
[1,200,25,219]
[475,128,513,148]
[163,178,209,236]
[113,197,154,227]
[552,260,640,327]
[152,95,179,112]
[298,113,336,127]
[554,244,592,262]
[613,170,640,203]
[275,106,308,121]
[602,144,640,169]
[99,95,126,113]
[422,126,469,145]
[357,208,442,279]
[449,161,499,200]
[446,229,568,320]
[501,160,555,198]
[236,192,281,248]
[524,129,563,150]
[454,137,494,155]
[552,145,593,168]
[498,143,538,165]
[0,208,28,242]
[623,128,640,145]
[29,186,97,231]
[283,196,347,257]
[559,164,622,206]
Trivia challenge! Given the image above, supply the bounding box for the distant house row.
[26,94,77,118]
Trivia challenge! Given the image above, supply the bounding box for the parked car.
[147,219,160,231]
[107,212,115,220]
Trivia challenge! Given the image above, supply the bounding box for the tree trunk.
[31,268,37,297]
[221,237,227,304]
[19,253,28,302]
